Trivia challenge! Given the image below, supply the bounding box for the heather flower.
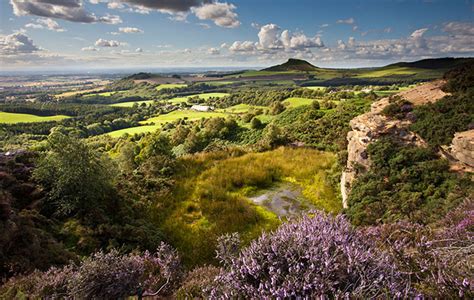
[211,212,411,298]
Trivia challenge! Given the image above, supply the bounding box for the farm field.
[106,109,229,137]
[167,92,229,104]
[156,83,187,90]
[142,110,228,125]
[109,100,155,107]
[283,97,318,108]
[0,112,70,124]
[203,81,235,86]
[55,88,103,98]
[217,104,267,114]
[106,125,160,138]
[83,90,126,97]
[305,86,326,91]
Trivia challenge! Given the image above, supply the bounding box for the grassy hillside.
[262,58,319,72]
[233,57,473,85]
[0,111,70,124]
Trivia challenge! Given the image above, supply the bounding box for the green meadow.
[217,104,267,114]
[142,110,228,125]
[0,112,70,124]
[106,125,160,138]
[305,86,326,91]
[283,97,318,108]
[155,83,187,91]
[109,100,155,107]
[106,109,229,137]
[167,92,229,104]
[159,147,339,265]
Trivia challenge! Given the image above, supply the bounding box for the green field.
[305,86,326,91]
[110,100,155,107]
[83,90,126,98]
[156,84,187,91]
[106,109,229,137]
[106,125,160,138]
[217,104,267,114]
[167,92,229,104]
[203,81,235,86]
[142,110,228,126]
[0,112,70,124]
[283,97,318,108]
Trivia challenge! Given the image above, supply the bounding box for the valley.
[0,57,472,298]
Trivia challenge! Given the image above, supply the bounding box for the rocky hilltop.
[341,80,450,207]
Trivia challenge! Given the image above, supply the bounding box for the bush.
[1,243,182,299]
[347,137,471,225]
[175,266,220,299]
[33,132,116,216]
[363,201,474,298]
[211,212,411,298]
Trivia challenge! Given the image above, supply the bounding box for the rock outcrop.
[341,80,448,208]
[450,130,474,167]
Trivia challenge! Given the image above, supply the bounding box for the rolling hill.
[262,58,320,72]
[226,57,474,85]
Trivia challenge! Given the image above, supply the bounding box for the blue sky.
[1,0,473,70]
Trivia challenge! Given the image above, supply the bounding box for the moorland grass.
[159,147,339,266]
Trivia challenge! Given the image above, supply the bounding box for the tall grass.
[158,147,339,266]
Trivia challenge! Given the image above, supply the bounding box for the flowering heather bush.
[211,212,411,298]
[215,232,241,266]
[175,265,221,299]
[364,199,474,298]
[0,243,182,299]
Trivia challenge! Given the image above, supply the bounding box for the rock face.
[451,130,474,167]
[340,80,448,208]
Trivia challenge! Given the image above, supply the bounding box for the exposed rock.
[450,130,474,167]
[341,80,448,208]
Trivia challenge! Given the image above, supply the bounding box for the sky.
[0,0,473,71]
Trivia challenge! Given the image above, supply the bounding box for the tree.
[33,132,115,216]
[250,117,263,129]
[269,101,286,115]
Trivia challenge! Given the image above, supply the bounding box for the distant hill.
[262,58,319,72]
[125,72,153,80]
[384,57,474,70]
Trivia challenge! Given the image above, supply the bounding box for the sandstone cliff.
[341,80,448,208]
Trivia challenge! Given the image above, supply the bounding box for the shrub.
[211,212,411,298]
[175,266,220,299]
[347,137,470,225]
[363,201,474,298]
[1,243,182,299]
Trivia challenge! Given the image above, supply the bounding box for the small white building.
[191,105,214,112]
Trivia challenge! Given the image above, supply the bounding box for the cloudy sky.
[0,0,473,70]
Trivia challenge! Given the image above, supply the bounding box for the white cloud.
[208,47,220,55]
[10,0,121,24]
[94,38,123,47]
[251,22,261,29]
[81,46,98,51]
[229,41,257,52]
[25,18,65,32]
[443,22,474,36]
[193,2,240,28]
[258,24,283,49]
[281,30,324,50]
[0,32,41,55]
[197,22,211,29]
[337,17,355,25]
[119,27,144,33]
